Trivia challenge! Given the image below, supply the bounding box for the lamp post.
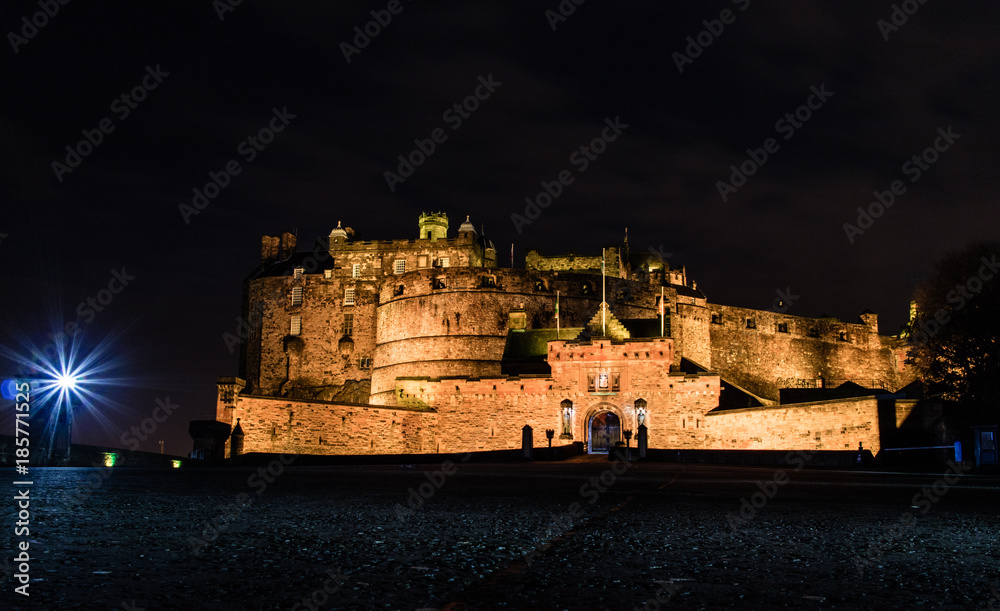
[50,372,79,464]
[545,429,554,448]
[623,429,633,461]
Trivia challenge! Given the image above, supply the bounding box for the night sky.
[2,1,998,455]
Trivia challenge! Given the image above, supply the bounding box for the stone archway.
[588,410,622,453]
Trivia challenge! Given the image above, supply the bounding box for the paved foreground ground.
[2,458,999,610]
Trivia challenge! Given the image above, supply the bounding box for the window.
[432,277,446,289]
[352,263,360,278]
[394,259,405,274]
[359,357,372,369]
[394,284,404,297]
[289,316,301,336]
[293,267,304,279]
[342,313,353,336]
[418,255,428,268]
[324,269,333,279]
[711,314,722,324]
[777,322,789,333]
[344,288,355,305]
[808,328,819,337]
[838,331,849,342]
[612,373,620,392]
[291,286,302,306]
[746,318,756,329]
[439,257,450,268]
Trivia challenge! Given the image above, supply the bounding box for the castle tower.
[458,215,476,238]
[418,212,448,241]
[329,221,348,248]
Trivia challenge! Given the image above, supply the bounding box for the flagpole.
[660,286,664,337]
[601,251,606,336]
[556,290,560,339]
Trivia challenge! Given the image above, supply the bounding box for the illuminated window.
[344,288,355,305]
[293,267,304,279]
[290,316,301,336]
[394,259,405,274]
[342,313,353,336]
[352,264,360,278]
[291,287,302,306]
[324,269,333,279]
[439,257,450,268]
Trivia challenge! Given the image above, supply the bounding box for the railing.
[778,378,890,390]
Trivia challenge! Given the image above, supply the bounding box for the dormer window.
[293,267,304,279]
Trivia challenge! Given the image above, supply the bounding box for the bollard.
[522,425,533,460]
[637,424,647,460]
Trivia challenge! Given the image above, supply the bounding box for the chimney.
[280,232,297,260]
[261,235,281,263]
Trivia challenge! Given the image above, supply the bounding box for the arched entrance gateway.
[588,410,622,453]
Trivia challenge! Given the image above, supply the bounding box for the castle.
[191,212,921,459]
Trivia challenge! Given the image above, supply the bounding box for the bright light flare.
[56,373,79,391]
[1,324,133,450]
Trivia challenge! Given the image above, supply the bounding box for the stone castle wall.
[227,395,438,455]
[708,304,908,401]
[244,273,377,400]
[702,396,919,454]
[370,268,666,405]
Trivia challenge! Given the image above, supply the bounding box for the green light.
[171,460,182,469]
[102,452,118,467]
